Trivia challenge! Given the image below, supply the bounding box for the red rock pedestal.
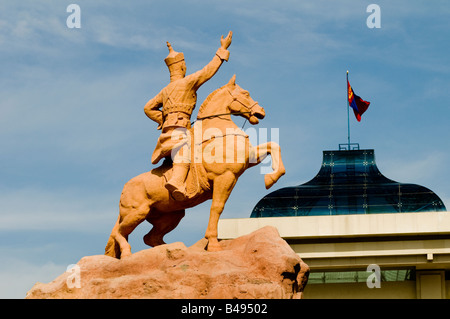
[26,226,309,299]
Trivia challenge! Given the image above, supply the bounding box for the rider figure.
[144,32,232,201]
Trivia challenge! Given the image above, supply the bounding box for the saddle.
[160,124,211,200]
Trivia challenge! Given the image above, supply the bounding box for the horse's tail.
[105,215,121,258]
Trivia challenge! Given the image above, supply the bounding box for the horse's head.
[226,75,265,125]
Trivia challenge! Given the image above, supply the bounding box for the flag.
[347,80,370,122]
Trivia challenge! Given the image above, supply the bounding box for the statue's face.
[169,61,186,81]
[180,61,186,77]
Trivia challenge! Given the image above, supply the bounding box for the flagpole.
[347,70,350,150]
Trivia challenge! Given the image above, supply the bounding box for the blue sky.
[1,0,449,298]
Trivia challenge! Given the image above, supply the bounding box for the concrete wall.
[218,212,450,299]
[304,281,417,299]
[219,212,450,240]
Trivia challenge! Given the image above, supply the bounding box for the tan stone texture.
[26,226,309,299]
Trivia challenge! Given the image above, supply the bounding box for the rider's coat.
[145,47,230,165]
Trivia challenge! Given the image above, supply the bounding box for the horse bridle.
[195,88,258,123]
[226,87,259,113]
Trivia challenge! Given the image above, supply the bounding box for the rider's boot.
[165,163,189,201]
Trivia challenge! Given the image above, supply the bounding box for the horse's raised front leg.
[249,142,286,189]
[205,171,237,252]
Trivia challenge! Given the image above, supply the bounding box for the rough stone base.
[26,226,309,299]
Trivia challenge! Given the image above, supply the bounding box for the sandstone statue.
[146,32,233,201]
[105,32,286,258]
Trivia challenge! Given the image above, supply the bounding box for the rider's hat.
[164,42,185,67]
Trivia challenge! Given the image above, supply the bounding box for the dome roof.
[251,148,446,217]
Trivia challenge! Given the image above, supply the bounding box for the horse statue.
[105,75,285,258]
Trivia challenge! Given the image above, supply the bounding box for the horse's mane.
[197,84,227,118]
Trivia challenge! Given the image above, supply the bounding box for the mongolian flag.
[347,80,370,122]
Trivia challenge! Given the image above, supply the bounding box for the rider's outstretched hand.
[220,31,232,50]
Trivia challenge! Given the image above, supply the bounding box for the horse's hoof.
[120,251,132,259]
[143,234,166,247]
[264,174,276,189]
[207,245,222,252]
[206,241,222,252]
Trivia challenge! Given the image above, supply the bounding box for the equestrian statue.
[105,31,285,258]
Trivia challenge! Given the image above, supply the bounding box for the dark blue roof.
[251,149,447,217]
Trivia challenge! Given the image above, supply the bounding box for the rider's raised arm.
[191,31,232,90]
[144,90,164,130]
[190,48,229,90]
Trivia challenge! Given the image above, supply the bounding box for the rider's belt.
[162,103,195,117]
[163,110,191,129]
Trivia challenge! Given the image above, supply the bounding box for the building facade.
[218,146,449,299]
